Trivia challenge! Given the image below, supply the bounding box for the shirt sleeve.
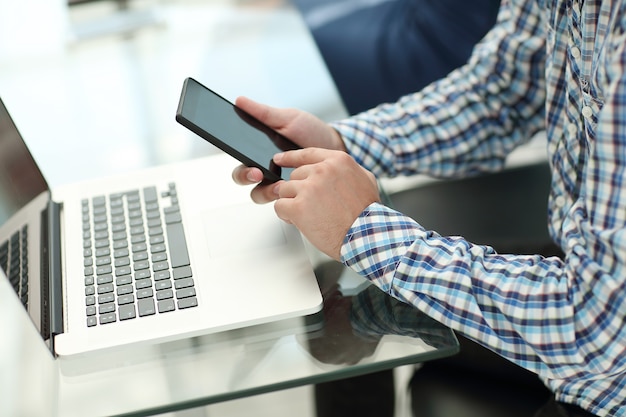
[341,203,573,378]
[341,202,574,379]
[332,0,547,179]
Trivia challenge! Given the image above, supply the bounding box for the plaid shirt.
[333,0,626,415]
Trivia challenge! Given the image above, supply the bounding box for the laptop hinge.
[41,200,64,353]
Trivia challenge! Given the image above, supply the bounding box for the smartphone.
[176,77,300,182]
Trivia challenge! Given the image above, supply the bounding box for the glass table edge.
[115,337,460,417]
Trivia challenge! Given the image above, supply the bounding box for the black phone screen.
[176,78,299,182]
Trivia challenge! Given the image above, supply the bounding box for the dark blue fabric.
[293,0,501,114]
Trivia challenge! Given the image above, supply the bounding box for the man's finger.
[231,165,264,185]
[274,147,338,168]
[249,181,281,205]
[235,96,293,132]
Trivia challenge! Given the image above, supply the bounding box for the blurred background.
[0,0,347,188]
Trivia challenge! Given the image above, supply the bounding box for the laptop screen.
[0,99,48,225]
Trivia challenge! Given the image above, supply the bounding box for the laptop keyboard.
[83,183,197,327]
[0,225,29,308]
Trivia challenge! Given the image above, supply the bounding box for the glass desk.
[55,261,459,417]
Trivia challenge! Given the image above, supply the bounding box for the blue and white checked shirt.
[333,0,626,415]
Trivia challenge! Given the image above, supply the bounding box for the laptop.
[0,96,322,358]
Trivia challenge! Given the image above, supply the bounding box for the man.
[232,0,626,415]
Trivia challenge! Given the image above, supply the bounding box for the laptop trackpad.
[202,203,287,259]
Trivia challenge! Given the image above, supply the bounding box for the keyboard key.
[133,243,149,253]
[174,277,194,290]
[119,304,136,321]
[157,289,173,300]
[143,186,158,202]
[127,198,140,207]
[173,266,192,280]
[96,265,113,275]
[116,275,132,286]
[97,274,113,285]
[117,285,133,296]
[138,298,156,316]
[94,240,109,249]
[114,248,129,258]
[94,230,109,240]
[133,251,149,262]
[130,226,145,236]
[147,218,161,227]
[166,223,190,267]
[155,280,172,291]
[158,299,175,313]
[137,288,153,299]
[151,253,167,263]
[178,297,198,309]
[153,261,169,272]
[95,257,111,267]
[135,278,152,290]
[118,294,135,305]
[110,215,125,224]
[128,210,142,219]
[115,257,130,267]
[113,240,128,249]
[131,234,146,244]
[115,266,131,277]
[154,270,171,281]
[98,294,115,304]
[99,313,116,324]
[134,260,150,271]
[97,283,114,294]
[176,288,196,299]
[135,270,151,280]
[150,243,166,254]
[99,303,116,314]
[127,194,140,204]
[148,226,163,237]
[165,212,182,224]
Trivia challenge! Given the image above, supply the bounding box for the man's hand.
[230,97,378,260]
[306,285,380,365]
[273,148,379,261]
[231,96,346,204]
